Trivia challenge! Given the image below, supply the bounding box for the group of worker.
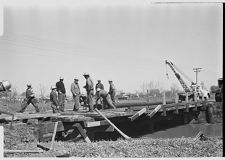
[18,73,117,113]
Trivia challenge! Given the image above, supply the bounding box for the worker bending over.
[96,88,116,109]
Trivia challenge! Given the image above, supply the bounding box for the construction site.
[0,2,223,158]
[0,59,223,157]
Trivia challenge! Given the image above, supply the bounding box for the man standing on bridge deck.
[19,83,40,113]
[95,80,104,91]
[71,77,81,111]
[108,80,116,104]
[56,76,66,112]
[96,88,116,109]
[83,73,94,112]
[50,85,59,113]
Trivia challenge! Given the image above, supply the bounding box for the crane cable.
[165,62,169,79]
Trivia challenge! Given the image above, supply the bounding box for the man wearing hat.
[19,83,40,113]
[95,80,104,91]
[50,85,59,113]
[96,88,116,109]
[71,77,81,111]
[56,76,66,112]
[83,73,94,112]
[108,80,116,103]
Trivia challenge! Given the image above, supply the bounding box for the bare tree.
[39,83,47,98]
[170,83,180,97]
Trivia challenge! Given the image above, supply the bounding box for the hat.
[51,85,57,90]
[97,80,101,82]
[96,88,101,92]
[74,77,79,80]
[27,83,32,87]
[60,76,64,80]
[83,72,89,76]
[108,80,113,82]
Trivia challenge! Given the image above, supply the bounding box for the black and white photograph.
[0,0,223,158]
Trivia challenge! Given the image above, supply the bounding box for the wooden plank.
[52,115,93,122]
[4,149,44,153]
[95,108,131,140]
[147,105,162,118]
[50,121,58,150]
[72,123,91,143]
[129,107,147,121]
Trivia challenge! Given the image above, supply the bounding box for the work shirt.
[95,82,104,90]
[84,77,94,92]
[71,82,80,96]
[109,83,116,95]
[26,87,35,99]
[50,90,58,106]
[96,90,109,101]
[56,81,66,94]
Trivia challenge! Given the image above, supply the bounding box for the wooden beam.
[193,131,203,141]
[4,149,44,153]
[147,105,162,118]
[50,121,58,150]
[129,107,147,121]
[72,123,91,143]
[95,108,131,140]
[162,107,167,116]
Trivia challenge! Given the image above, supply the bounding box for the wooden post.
[185,93,189,112]
[73,123,91,143]
[174,93,179,114]
[147,90,149,102]
[163,92,166,105]
[193,92,198,111]
[50,121,58,150]
[162,92,167,116]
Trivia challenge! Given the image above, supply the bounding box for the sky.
[0,1,223,96]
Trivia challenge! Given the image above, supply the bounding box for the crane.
[165,60,192,93]
[165,60,209,100]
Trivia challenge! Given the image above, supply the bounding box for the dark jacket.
[84,77,94,92]
[26,87,35,99]
[56,81,66,94]
[109,83,116,95]
[50,90,58,106]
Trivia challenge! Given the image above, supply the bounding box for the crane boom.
[165,60,191,93]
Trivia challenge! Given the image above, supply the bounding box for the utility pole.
[193,68,202,84]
